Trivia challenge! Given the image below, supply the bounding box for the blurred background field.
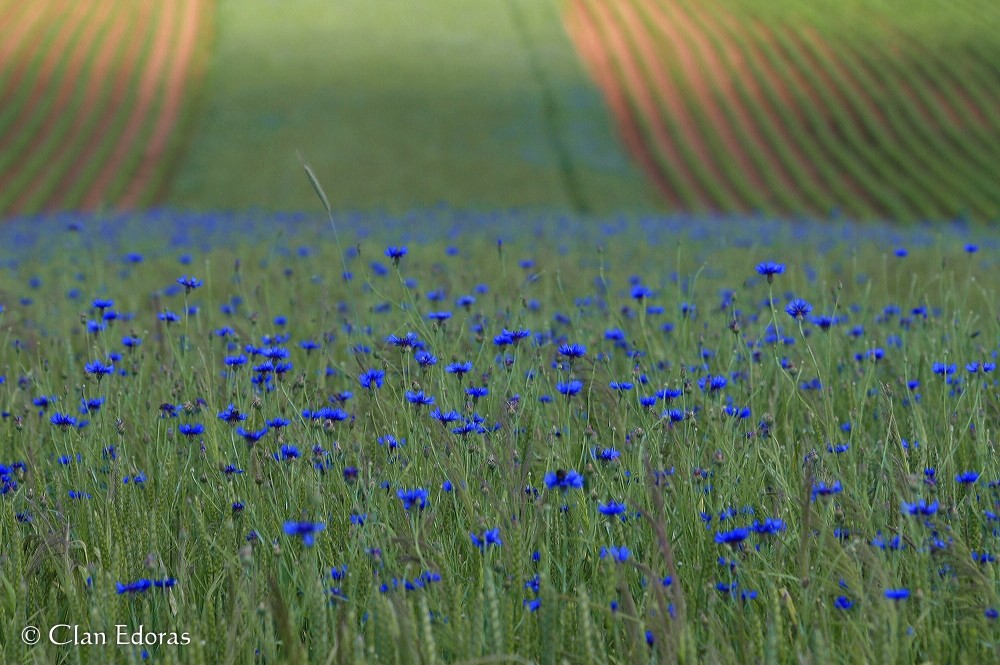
[4,0,1000,221]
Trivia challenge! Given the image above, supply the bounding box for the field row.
[565,0,1000,221]
[0,0,211,218]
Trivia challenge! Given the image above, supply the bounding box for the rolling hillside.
[0,0,212,218]
[566,0,1000,221]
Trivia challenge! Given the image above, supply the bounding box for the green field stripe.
[718,24,876,218]
[587,0,741,211]
[668,0,834,215]
[705,5,887,219]
[1,3,120,215]
[15,3,136,212]
[828,29,990,191]
[576,0,708,209]
[773,29,951,218]
[881,26,1000,147]
[617,0,764,211]
[0,3,101,191]
[735,22,901,219]
[797,34,999,218]
[99,1,187,207]
[568,0,701,207]
[0,3,52,101]
[676,0,842,217]
[832,37,1000,216]
[761,28,936,219]
[135,0,217,209]
[55,3,165,211]
[642,0,827,216]
[586,0,729,209]
[0,9,76,155]
[625,0,771,212]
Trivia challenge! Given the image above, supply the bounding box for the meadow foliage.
[0,210,997,663]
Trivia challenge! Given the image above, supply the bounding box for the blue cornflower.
[80,397,104,413]
[598,501,628,517]
[397,488,429,511]
[556,380,583,397]
[445,361,473,377]
[266,418,290,429]
[384,246,408,265]
[33,395,56,409]
[386,332,419,348]
[755,262,786,282]
[662,408,685,423]
[179,423,204,438]
[430,408,462,424]
[609,381,634,391]
[177,276,203,292]
[750,518,786,535]
[261,346,290,360]
[658,387,683,401]
[283,521,326,547]
[273,444,300,461]
[359,368,386,389]
[557,343,587,359]
[834,596,854,610]
[116,579,152,594]
[715,526,750,545]
[932,363,957,376]
[884,588,910,601]
[122,335,142,348]
[350,513,367,527]
[599,546,630,563]
[158,311,180,323]
[405,390,435,406]
[956,470,980,485]
[785,299,813,319]
[465,386,489,400]
[377,434,406,449]
[427,311,452,321]
[470,528,503,551]
[901,498,939,516]
[698,375,728,392]
[50,413,77,428]
[415,351,438,367]
[594,447,620,462]
[236,426,269,446]
[84,360,114,380]
[631,285,653,300]
[544,469,584,491]
[217,404,247,424]
[811,480,843,501]
[92,298,115,310]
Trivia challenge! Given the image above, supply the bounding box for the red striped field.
[566,0,1000,221]
[0,0,212,218]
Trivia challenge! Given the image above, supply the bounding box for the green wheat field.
[2,1,1000,664]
